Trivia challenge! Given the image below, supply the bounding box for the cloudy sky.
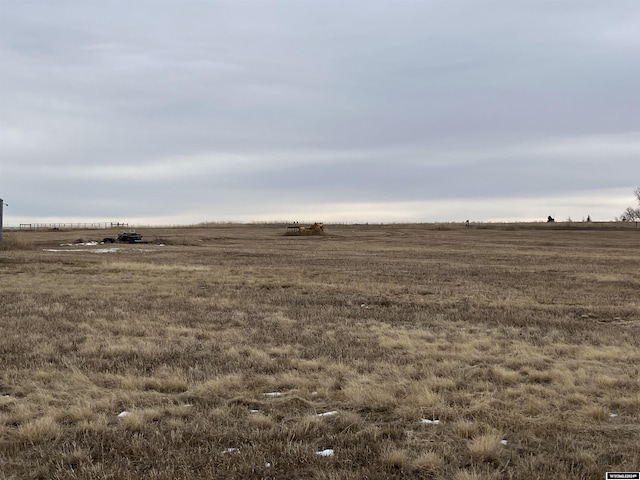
[1,1,638,225]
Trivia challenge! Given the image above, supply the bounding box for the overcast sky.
[1,1,639,225]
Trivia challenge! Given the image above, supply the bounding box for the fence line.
[19,222,128,230]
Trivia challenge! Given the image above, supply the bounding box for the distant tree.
[619,187,640,221]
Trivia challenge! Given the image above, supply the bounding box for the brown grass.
[1,223,639,479]
[0,232,35,250]
[467,431,504,462]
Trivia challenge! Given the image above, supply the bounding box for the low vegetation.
[1,223,638,479]
[0,233,35,251]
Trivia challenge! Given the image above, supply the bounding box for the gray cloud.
[1,1,639,224]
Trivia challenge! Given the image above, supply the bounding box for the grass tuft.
[583,404,609,421]
[16,416,62,444]
[412,451,443,472]
[468,432,504,462]
[454,469,499,480]
[380,447,411,469]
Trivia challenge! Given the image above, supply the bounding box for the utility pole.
[0,199,5,242]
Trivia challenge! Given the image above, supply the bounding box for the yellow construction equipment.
[286,223,325,235]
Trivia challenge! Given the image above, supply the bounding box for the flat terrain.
[1,223,639,479]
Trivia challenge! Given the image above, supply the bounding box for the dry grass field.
[1,223,639,479]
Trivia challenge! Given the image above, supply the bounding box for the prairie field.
[1,223,639,479]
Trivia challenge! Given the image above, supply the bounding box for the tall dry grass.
[0,233,35,251]
[1,224,638,479]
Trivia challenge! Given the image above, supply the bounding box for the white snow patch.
[263,392,283,397]
[44,247,121,253]
[315,448,334,457]
[117,411,130,418]
[609,413,618,418]
[316,411,338,417]
[223,448,239,455]
[421,419,440,425]
[60,242,99,246]
[250,409,261,414]
[501,440,508,445]
[44,246,158,254]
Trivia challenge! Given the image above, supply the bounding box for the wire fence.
[18,222,128,230]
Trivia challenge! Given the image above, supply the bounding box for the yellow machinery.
[286,223,325,235]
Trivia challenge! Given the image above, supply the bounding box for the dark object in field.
[117,231,143,243]
[103,237,116,243]
[286,223,325,236]
[547,216,555,223]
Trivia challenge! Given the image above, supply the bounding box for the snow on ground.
[43,240,165,254]
[60,242,99,246]
[44,248,121,253]
[315,449,335,457]
[316,411,338,417]
[43,247,159,253]
[421,419,440,425]
[263,392,283,397]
